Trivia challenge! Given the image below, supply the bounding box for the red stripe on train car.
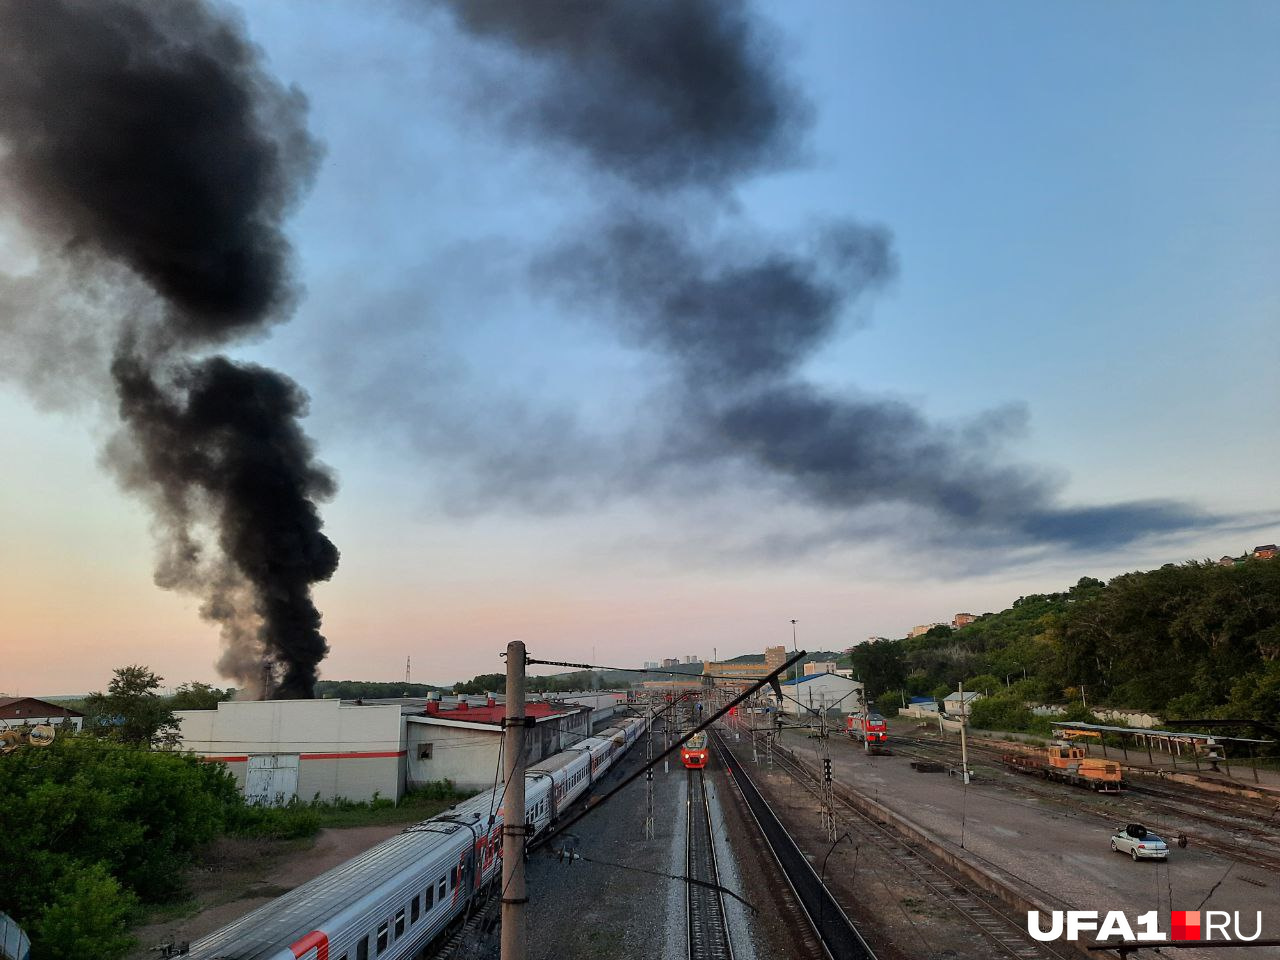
[290,930,329,960]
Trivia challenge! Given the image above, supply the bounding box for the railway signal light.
[823,757,832,782]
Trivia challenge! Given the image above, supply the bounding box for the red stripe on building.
[199,749,405,762]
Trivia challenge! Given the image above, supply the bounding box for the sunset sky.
[1,0,1276,696]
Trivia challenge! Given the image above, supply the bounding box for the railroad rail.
[687,768,734,960]
[737,731,1076,960]
[712,732,878,960]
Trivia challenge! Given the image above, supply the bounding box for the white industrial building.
[176,694,594,805]
[778,674,864,716]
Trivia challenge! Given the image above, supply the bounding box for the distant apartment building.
[952,613,978,629]
[701,645,790,687]
[661,658,680,669]
[803,661,838,676]
[643,661,660,670]
[1254,544,1278,561]
[908,623,943,638]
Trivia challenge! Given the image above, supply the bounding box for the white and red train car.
[183,717,644,960]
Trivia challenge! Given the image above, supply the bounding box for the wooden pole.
[501,640,527,960]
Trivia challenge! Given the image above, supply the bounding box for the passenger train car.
[184,717,644,960]
[680,730,708,769]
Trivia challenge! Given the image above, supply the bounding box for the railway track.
[687,768,734,960]
[750,732,1077,960]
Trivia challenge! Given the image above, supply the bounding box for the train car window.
[357,938,368,960]
[411,895,420,923]
[425,884,434,909]
[376,922,389,954]
[394,909,405,938]
[438,878,446,900]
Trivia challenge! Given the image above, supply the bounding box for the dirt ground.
[127,825,404,958]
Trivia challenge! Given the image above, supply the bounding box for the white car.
[1111,824,1169,861]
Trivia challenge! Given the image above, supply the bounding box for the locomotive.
[182,717,645,960]
[1003,743,1124,792]
[846,712,891,754]
[680,730,709,769]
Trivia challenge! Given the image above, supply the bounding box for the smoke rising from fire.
[0,0,337,696]
[434,0,1213,548]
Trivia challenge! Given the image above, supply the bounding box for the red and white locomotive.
[846,712,890,753]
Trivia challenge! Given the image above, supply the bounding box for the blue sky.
[1,1,1276,694]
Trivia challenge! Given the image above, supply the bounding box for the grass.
[227,781,476,838]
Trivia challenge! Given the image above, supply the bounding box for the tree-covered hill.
[851,557,1280,722]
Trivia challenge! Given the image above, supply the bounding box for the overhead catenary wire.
[535,650,806,851]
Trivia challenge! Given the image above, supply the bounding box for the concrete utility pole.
[501,640,527,960]
[958,681,970,784]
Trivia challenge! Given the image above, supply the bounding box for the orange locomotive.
[1003,743,1123,792]
[681,730,709,769]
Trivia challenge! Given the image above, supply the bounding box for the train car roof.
[187,819,470,960]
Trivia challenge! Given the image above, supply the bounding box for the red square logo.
[1172,911,1201,940]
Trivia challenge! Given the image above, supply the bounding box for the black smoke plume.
[0,0,337,696]
[434,0,806,190]
[436,0,1214,549]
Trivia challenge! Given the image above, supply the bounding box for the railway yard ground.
[133,711,1280,960]
[126,825,408,960]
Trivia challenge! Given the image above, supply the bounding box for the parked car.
[1111,824,1169,861]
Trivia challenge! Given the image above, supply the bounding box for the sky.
[0,0,1277,696]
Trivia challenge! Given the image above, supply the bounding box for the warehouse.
[176,699,406,805]
[175,695,593,803]
[778,673,864,716]
[406,698,591,791]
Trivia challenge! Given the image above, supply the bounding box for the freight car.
[182,717,645,960]
[1003,743,1123,792]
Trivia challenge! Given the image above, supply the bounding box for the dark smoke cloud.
[538,215,895,385]
[433,0,807,190]
[432,0,1217,551]
[112,355,339,698]
[0,0,337,696]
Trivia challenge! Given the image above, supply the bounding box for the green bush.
[29,863,136,960]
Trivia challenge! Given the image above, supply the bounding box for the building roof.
[412,700,580,727]
[0,696,84,717]
[780,673,859,687]
[1254,544,1277,552]
[944,690,982,701]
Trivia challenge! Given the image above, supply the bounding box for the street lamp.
[790,619,799,683]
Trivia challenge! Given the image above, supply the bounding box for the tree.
[83,666,179,747]
[169,681,232,711]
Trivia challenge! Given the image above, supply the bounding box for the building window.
[411,895,420,923]
[418,742,432,760]
[377,922,388,954]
